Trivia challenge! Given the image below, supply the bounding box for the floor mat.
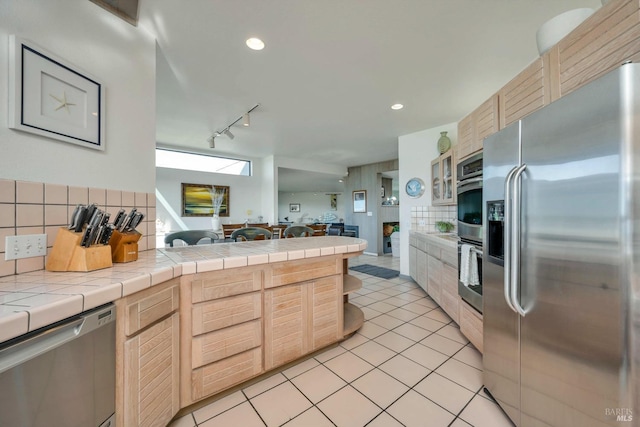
[349,264,399,279]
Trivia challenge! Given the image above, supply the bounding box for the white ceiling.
[140,0,601,187]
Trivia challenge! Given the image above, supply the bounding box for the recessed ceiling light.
[246,37,265,50]
[391,104,404,110]
[338,179,343,183]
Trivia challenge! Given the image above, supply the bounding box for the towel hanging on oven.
[460,244,480,287]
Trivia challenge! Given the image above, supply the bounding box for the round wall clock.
[405,177,425,198]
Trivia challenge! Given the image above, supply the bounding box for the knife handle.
[80,225,93,247]
[68,205,80,230]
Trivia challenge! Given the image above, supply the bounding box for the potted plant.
[435,221,455,233]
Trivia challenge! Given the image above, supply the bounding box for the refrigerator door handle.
[503,166,519,314]
[511,164,527,317]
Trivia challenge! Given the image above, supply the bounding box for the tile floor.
[169,254,514,427]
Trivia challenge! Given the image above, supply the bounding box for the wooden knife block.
[109,230,141,263]
[46,227,113,272]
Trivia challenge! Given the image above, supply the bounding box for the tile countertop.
[410,231,459,249]
[0,236,367,344]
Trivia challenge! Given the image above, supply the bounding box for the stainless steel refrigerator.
[483,63,639,427]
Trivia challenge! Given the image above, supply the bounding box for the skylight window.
[156,149,251,176]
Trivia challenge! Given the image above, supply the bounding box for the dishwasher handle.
[0,304,115,375]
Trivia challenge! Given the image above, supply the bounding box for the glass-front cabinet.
[431,149,455,205]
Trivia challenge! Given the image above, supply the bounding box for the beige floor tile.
[199,401,265,427]
[357,321,387,339]
[412,297,438,308]
[350,295,377,306]
[368,313,406,330]
[407,288,427,296]
[317,385,381,427]
[435,358,483,393]
[193,390,246,424]
[425,307,453,323]
[282,407,334,427]
[401,343,449,370]
[379,354,432,387]
[377,287,402,296]
[324,350,374,382]
[421,333,466,356]
[414,373,475,415]
[453,345,483,370]
[409,315,448,332]
[367,301,397,313]
[400,301,432,315]
[387,307,421,322]
[393,323,433,342]
[350,340,396,366]
[436,324,470,344]
[243,372,288,398]
[393,293,422,303]
[459,395,515,427]
[340,332,369,350]
[387,389,456,427]
[374,330,415,353]
[450,418,473,427]
[250,381,312,427]
[314,344,346,363]
[282,357,320,379]
[291,364,347,403]
[381,295,410,306]
[366,411,405,427]
[167,414,196,427]
[351,368,409,408]
[360,306,383,320]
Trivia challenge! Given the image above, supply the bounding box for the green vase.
[437,131,451,154]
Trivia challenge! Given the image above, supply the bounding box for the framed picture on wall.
[353,190,366,213]
[8,36,106,150]
[290,203,301,212]
[181,183,229,217]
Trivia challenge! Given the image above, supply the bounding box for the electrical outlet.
[5,234,47,260]
[419,219,426,226]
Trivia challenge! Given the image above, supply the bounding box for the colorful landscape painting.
[181,183,229,217]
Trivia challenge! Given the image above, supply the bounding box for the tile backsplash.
[411,205,457,233]
[0,179,156,278]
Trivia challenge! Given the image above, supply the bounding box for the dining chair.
[231,227,272,241]
[222,223,246,240]
[307,224,327,236]
[164,230,220,247]
[282,225,314,238]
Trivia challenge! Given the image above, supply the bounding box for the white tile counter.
[0,236,367,343]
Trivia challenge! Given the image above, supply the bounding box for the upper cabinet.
[457,94,499,162]
[431,149,455,205]
[499,57,551,128]
[554,0,640,97]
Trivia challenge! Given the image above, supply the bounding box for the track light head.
[224,129,235,139]
[207,135,215,148]
[242,113,250,127]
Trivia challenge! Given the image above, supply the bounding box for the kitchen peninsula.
[0,236,366,427]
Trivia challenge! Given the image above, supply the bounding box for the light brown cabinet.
[554,0,640,98]
[264,275,342,370]
[457,94,499,162]
[431,149,455,205]
[499,56,551,128]
[116,279,180,427]
[459,299,483,353]
[180,266,263,407]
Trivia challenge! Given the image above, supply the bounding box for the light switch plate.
[5,234,47,260]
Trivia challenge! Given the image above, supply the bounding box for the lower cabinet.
[264,275,342,370]
[116,279,180,427]
[427,254,442,305]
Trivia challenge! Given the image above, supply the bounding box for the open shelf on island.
[343,302,364,337]
[343,274,362,295]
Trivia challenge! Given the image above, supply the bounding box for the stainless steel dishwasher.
[0,303,115,427]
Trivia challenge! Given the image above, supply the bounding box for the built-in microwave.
[456,152,483,245]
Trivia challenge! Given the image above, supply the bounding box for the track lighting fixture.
[207,104,259,148]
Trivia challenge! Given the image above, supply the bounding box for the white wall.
[156,161,265,233]
[277,192,346,224]
[0,1,156,192]
[398,123,457,275]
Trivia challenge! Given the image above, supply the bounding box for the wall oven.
[457,152,483,313]
[456,152,483,245]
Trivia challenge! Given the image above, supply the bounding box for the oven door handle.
[457,177,483,187]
